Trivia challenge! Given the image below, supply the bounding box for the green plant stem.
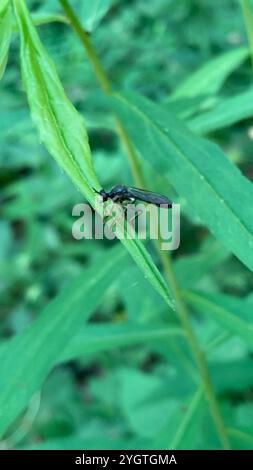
[59,0,143,187]
[59,0,110,93]
[59,0,230,449]
[241,0,253,71]
[115,121,144,187]
[158,247,230,449]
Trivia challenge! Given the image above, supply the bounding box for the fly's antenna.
[93,187,108,202]
[92,187,101,195]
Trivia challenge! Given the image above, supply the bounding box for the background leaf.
[0,0,12,80]
[59,323,183,362]
[0,246,125,438]
[13,0,174,310]
[80,0,113,33]
[111,91,253,272]
[189,88,253,134]
[170,47,248,100]
[184,291,253,348]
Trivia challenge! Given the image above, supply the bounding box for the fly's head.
[93,188,108,202]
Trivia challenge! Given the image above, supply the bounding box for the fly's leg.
[105,202,125,234]
[128,208,143,223]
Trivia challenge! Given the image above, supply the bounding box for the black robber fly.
[93,185,172,208]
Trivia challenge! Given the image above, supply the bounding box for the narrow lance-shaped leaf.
[59,324,183,363]
[188,87,253,135]
[120,231,174,310]
[228,428,253,450]
[13,0,174,310]
[80,0,113,32]
[174,240,230,289]
[183,291,253,348]
[170,47,248,100]
[169,387,204,450]
[13,0,99,205]
[0,0,12,80]
[111,91,253,272]
[0,246,126,439]
[11,12,68,31]
[241,0,253,70]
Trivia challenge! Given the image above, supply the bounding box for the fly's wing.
[127,187,172,207]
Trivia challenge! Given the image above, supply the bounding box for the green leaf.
[229,428,253,450]
[153,386,205,450]
[174,240,230,289]
[183,291,253,348]
[13,0,174,310]
[121,235,174,310]
[170,47,248,100]
[12,13,68,30]
[119,368,181,439]
[241,0,253,71]
[13,0,99,205]
[0,0,12,80]
[0,246,126,439]
[111,91,253,272]
[59,323,183,362]
[169,387,204,450]
[189,88,253,135]
[210,358,253,393]
[80,0,113,32]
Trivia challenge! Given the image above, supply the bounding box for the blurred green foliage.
[1,0,253,450]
